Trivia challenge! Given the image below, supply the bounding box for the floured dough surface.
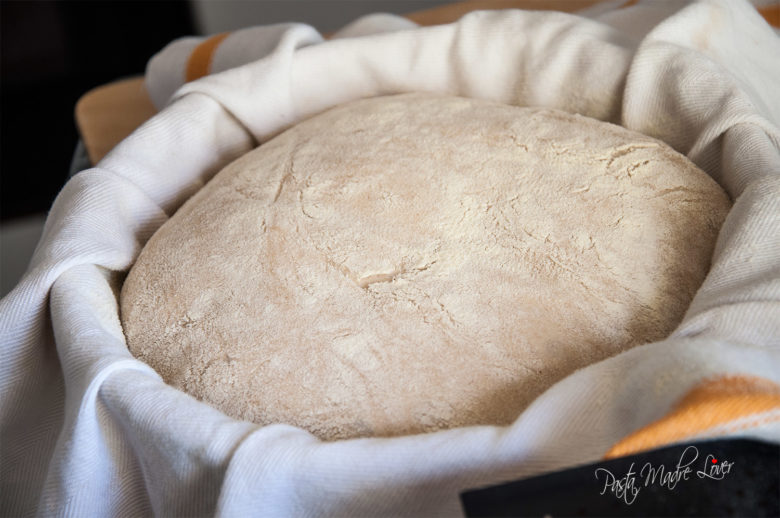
[120,93,731,440]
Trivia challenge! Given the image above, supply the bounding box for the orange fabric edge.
[185,32,231,83]
[604,375,780,460]
[757,4,780,28]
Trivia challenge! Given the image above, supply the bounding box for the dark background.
[0,0,452,222]
[1,1,196,221]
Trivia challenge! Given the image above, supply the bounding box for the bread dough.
[120,93,731,440]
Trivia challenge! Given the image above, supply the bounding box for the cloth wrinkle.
[2,1,779,515]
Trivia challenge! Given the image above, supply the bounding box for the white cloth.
[2,1,779,515]
[144,14,418,110]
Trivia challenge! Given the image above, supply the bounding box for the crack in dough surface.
[120,93,732,441]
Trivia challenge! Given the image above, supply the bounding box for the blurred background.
[0,0,451,297]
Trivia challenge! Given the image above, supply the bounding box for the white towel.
[2,1,779,515]
[145,13,419,110]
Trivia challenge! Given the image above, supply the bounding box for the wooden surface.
[75,76,157,165]
[74,0,603,165]
[405,0,601,25]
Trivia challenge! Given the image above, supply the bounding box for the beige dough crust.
[120,93,731,441]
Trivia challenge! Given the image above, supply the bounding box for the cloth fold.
[2,1,779,515]
[145,14,420,110]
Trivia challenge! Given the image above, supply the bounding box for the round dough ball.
[120,93,731,441]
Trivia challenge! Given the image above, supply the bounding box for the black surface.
[1,1,195,221]
[461,439,780,517]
